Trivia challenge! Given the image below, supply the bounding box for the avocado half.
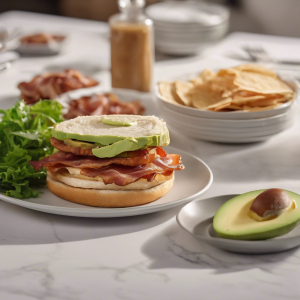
[213,190,300,240]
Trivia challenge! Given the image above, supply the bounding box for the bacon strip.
[63,93,145,120]
[79,154,183,185]
[29,146,183,186]
[18,69,99,105]
[50,137,94,156]
[29,148,157,171]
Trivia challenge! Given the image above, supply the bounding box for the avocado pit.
[248,188,295,222]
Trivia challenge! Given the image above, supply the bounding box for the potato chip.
[233,71,293,95]
[175,81,193,106]
[242,104,280,112]
[233,64,277,78]
[192,86,223,110]
[246,99,278,107]
[206,97,232,110]
[226,104,243,110]
[158,81,184,105]
[214,100,234,111]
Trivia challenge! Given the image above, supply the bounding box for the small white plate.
[0,147,213,218]
[177,194,300,254]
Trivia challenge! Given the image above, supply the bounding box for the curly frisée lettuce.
[0,100,63,198]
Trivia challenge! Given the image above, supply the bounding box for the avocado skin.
[215,222,298,241]
[213,190,300,241]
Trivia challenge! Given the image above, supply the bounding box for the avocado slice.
[64,138,98,149]
[92,138,143,158]
[52,127,169,147]
[101,117,137,127]
[213,190,300,240]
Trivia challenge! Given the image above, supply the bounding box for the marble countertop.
[1,11,300,300]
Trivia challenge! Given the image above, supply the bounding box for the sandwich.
[29,115,184,207]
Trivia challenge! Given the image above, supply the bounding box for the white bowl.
[166,122,293,143]
[156,73,299,120]
[146,1,229,27]
[164,114,293,138]
[158,101,294,128]
[162,111,293,135]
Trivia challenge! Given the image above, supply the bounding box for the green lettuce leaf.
[0,100,63,198]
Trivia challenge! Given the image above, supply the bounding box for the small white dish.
[0,147,213,218]
[14,34,67,56]
[177,194,300,254]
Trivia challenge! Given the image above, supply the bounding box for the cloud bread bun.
[52,115,170,146]
[47,170,174,207]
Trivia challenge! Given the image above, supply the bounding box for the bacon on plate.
[63,93,145,120]
[20,33,66,44]
[18,69,99,105]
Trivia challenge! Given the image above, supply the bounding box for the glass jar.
[109,0,154,92]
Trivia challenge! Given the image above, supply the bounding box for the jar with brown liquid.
[109,0,153,92]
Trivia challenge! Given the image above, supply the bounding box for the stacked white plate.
[155,74,299,143]
[145,1,230,55]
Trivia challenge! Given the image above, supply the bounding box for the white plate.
[156,73,299,120]
[0,147,213,218]
[177,194,300,254]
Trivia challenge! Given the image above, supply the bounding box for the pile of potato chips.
[158,64,295,112]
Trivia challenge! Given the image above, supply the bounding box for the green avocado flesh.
[101,117,137,127]
[52,127,169,147]
[64,139,98,149]
[213,190,300,240]
[92,138,141,158]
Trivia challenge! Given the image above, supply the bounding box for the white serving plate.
[177,194,300,254]
[0,147,213,218]
[155,73,299,120]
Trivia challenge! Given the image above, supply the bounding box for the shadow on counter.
[0,200,179,246]
[141,218,298,273]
